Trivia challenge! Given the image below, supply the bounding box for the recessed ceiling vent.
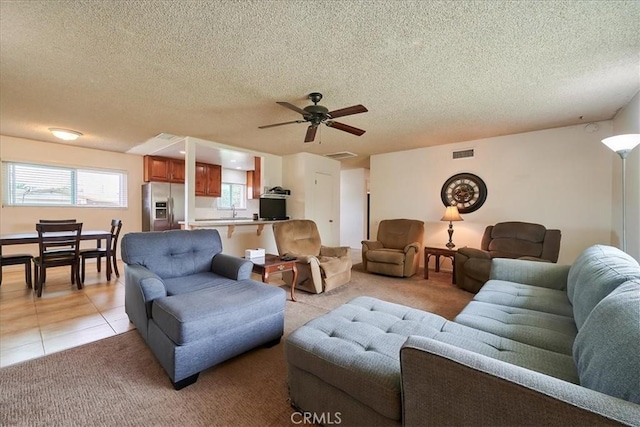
[452,148,474,160]
[154,132,184,143]
[155,132,176,140]
[325,151,358,160]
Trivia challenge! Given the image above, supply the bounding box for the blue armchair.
[121,229,285,389]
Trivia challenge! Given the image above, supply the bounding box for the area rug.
[0,265,472,426]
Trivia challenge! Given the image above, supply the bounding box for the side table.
[249,254,299,301]
[424,246,457,284]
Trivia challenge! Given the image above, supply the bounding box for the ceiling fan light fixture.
[259,92,367,143]
[49,128,83,141]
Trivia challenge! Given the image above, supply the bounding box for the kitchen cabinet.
[195,162,221,197]
[246,156,262,199]
[144,156,185,183]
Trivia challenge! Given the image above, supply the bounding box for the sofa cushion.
[487,222,546,259]
[121,229,222,279]
[287,297,446,421]
[455,300,577,355]
[473,280,573,317]
[377,219,424,250]
[163,272,240,296]
[365,248,405,265]
[286,296,579,422]
[152,280,285,345]
[573,280,640,404]
[566,245,640,329]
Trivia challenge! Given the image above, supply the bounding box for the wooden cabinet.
[195,162,221,197]
[246,156,262,199]
[144,156,185,183]
[143,155,221,197]
[195,163,207,195]
[170,159,185,183]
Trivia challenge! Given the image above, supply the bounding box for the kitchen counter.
[179,219,285,237]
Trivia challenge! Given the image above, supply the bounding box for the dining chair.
[33,222,83,297]
[37,220,78,252]
[80,219,122,283]
[0,254,33,288]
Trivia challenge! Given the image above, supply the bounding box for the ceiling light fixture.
[49,128,83,141]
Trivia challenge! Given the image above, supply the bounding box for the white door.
[313,172,335,245]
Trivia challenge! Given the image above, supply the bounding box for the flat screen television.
[259,197,287,220]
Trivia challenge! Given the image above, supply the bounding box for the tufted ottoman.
[284,296,449,426]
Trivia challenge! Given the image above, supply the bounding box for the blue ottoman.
[148,279,285,388]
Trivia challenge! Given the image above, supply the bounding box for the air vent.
[155,132,179,141]
[452,148,474,159]
[325,151,358,160]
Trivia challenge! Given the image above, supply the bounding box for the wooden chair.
[33,222,83,297]
[80,219,122,282]
[37,220,78,253]
[0,254,33,287]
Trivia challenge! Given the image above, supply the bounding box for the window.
[217,183,246,209]
[3,161,127,208]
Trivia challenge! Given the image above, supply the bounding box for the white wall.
[370,121,615,267]
[192,223,279,257]
[340,168,368,248]
[282,152,341,246]
[0,135,144,258]
[611,90,640,261]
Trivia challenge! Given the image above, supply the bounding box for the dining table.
[0,230,113,281]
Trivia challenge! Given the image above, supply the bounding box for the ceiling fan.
[259,92,368,143]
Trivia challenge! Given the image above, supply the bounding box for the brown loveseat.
[455,221,561,293]
[272,219,352,294]
[361,219,424,278]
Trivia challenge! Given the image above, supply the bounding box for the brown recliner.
[455,221,561,293]
[272,219,352,294]
[362,219,425,278]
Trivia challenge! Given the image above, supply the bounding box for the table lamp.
[601,134,640,252]
[441,205,463,249]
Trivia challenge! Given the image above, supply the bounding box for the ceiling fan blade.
[276,101,309,116]
[327,104,368,119]
[304,125,318,143]
[258,120,304,129]
[326,121,366,136]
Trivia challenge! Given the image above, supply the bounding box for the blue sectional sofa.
[121,229,286,389]
[285,244,640,426]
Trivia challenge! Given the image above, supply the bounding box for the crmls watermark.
[291,411,342,425]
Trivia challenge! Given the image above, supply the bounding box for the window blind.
[3,161,127,208]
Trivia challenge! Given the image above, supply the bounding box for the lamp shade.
[441,205,463,222]
[49,128,83,141]
[602,134,640,154]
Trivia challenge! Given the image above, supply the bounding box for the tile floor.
[0,250,364,368]
[0,260,133,368]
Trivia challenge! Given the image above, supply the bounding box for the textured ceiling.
[1,0,639,169]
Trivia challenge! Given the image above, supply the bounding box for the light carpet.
[0,265,472,426]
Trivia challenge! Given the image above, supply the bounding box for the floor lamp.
[601,134,640,253]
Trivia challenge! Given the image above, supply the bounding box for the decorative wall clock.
[440,173,488,214]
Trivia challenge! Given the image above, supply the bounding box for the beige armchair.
[272,219,352,294]
[455,221,561,293]
[362,219,424,278]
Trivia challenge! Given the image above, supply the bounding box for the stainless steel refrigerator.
[142,182,185,231]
